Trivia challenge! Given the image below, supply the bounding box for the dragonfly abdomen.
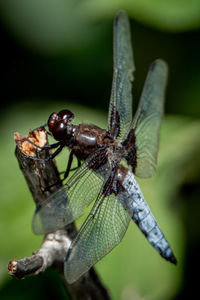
[120,169,177,264]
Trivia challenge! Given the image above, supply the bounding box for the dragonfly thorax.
[106,141,124,167]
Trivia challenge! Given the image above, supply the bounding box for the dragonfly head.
[48,109,74,141]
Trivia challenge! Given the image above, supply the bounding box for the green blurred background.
[0,1,200,299]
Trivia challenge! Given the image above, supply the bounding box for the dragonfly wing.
[32,150,111,234]
[120,168,177,264]
[124,59,168,178]
[64,191,131,283]
[108,11,135,141]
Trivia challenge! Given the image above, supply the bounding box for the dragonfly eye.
[48,112,58,132]
[58,110,74,122]
[48,110,74,141]
[52,120,67,141]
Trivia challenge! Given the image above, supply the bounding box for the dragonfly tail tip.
[170,255,177,265]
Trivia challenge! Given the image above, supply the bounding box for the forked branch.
[8,129,110,300]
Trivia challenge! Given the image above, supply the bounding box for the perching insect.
[18,11,177,283]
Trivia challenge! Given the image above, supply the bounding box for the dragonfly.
[21,11,177,283]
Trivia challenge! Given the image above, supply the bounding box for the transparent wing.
[64,191,131,283]
[32,150,111,234]
[126,59,168,178]
[108,11,135,141]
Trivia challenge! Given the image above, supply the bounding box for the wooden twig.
[8,129,110,300]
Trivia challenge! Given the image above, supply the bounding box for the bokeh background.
[0,1,200,299]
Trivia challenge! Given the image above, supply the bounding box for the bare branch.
[8,256,43,279]
[8,129,110,300]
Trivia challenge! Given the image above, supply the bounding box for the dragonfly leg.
[62,152,81,180]
[20,144,64,162]
[69,159,81,172]
[44,152,81,192]
[16,136,61,151]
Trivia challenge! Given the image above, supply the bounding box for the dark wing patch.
[122,128,137,173]
[124,59,168,178]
